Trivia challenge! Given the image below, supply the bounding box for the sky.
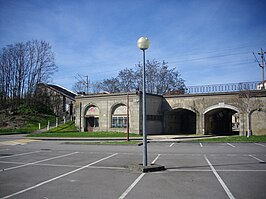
[0,0,266,91]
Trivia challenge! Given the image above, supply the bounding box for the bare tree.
[117,68,137,92]
[135,59,186,94]
[101,78,120,93]
[0,40,57,111]
[72,81,87,94]
[87,59,186,94]
[91,81,102,94]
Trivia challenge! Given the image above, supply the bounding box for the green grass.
[186,135,266,142]
[64,141,142,145]
[28,121,141,138]
[0,114,56,135]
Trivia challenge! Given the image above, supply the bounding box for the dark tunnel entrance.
[204,108,239,135]
[164,109,196,134]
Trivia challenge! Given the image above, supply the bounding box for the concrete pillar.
[196,112,204,135]
[239,112,245,136]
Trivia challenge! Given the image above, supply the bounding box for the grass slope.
[0,114,56,135]
[28,121,141,138]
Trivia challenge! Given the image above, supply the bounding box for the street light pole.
[137,37,150,167]
[142,48,147,166]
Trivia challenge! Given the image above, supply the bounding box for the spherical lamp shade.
[137,37,150,50]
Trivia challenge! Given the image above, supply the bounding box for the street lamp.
[137,37,150,166]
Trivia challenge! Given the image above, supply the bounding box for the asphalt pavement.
[0,135,265,199]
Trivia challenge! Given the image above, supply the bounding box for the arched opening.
[111,104,127,128]
[164,108,196,134]
[84,105,99,132]
[204,108,239,135]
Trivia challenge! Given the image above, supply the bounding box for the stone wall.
[164,90,266,135]
[75,92,141,134]
[75,90,266,135]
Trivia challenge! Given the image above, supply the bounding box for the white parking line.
[0,151,41,159]
[167,169,266,172]
[204,155,235,199]
[151,154,161,164]
[169,143,174,147]
[118,155,161,199]
[0,149,9,152]
[118,173,145,199]
[1,152,79,172]
[249,155,265,163]
[0,153,118,199]
[200,143,203,147]
[226,143,235,148]
[254,143,266,147]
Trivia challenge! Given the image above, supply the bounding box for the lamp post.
[137,37,150,167]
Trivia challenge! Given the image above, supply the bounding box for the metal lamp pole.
[137,37,150,166]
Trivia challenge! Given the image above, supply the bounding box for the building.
[37,83,76,119]
[75,90,266,136]
[75,92,163,134]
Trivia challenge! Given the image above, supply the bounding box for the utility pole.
[258,49,265,90]
[253,49,265,90]
[86,75,89,94]
[75,74,89,94]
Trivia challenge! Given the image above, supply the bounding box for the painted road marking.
[0,151,41,159]
[118,155,161,199]
[0,153,118,199]
[169,143,174,147]
[166,169,266,172]
[151,154,161,164]
[118,173,145,199]
[227,143,235,148]
[249,155,265,163]
[0,139,40,146]
[0,149,9,152]
[200,143,203,147]
[254,143,266,147]
[1,152,79,172]
[204,155,235,199]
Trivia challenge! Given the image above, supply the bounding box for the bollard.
[56,117,58,127]
[63,116,66,124]
[39,123,41,130]
[47,121,50,131]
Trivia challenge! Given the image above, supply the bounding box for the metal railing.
[186,81,261,94]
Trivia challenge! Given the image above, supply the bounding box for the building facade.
[37,84,76,119]
[75,90,266,136]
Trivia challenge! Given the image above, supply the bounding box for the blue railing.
[186,81,260,94]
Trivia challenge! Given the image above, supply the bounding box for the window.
[112,116,127,128]
[111,104,128,128]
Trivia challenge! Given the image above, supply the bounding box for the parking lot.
[0,136,265,199]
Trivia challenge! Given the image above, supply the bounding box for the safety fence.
[186,81,261,94]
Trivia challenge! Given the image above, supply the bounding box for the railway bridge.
[164,90,266,136]
[75,81,266,136]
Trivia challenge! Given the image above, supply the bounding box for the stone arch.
[171,104,198,114]
[164,108,196,134]
[204,103,239,135]
[83,104,100,132]
[111,103,127,128]
[204,103,239,114]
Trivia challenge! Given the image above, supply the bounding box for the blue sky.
[0,0,266,91]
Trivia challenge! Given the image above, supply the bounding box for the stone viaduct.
[75,90,266,136]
